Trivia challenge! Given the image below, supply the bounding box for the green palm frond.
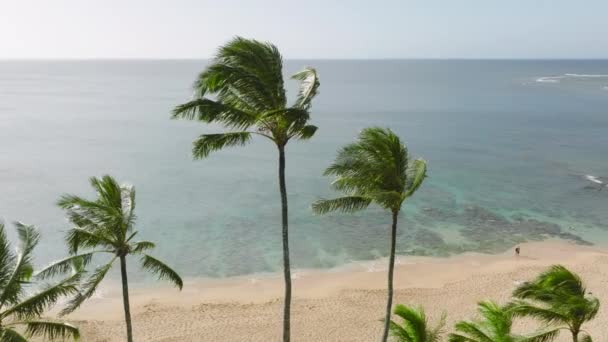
[579,333,593,342]
[2,275,80,320]
[192,132,252,159]
[171,98,257,129]
[291,67,320,111]
[449,301,512,342]
[36,253,97,280]
[140,255,183,290]
[389,304,445,342]
[517,328,560,342]
[1,328,28,342]
[311,196,372,214]
[290,124,317,140]
[23,320,80,340]
[404,159,428,198]
[65,229,116,255]
[0,223,79,340]
[131,241,155,254]
[0,223,16,291]
[0,223,40,308]
[61,258,116,316]
[514,265,586,300]
[509,300,570,325]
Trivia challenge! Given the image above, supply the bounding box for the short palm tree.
[510,265,599,342]
[172,37,320,342]
[389,304,445,342]
[312,127,427,342]
[37,175,183,342]
[448,301,558,342]
[0,222,80,341]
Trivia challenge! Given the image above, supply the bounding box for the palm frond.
[291,67,320,111]
[131,241,156,254]
[510,300,572,325]
[0,223,40,307]
[23,320,80,340]
[35,253,97,280]
[447,333,481,342]
[215,37,286,109]
[140,255,183,290]
[404,159,428,198]
[389,304,445,342]
[312,196,371,215]
[172,98,258,130]
[2,273,80,320]
[579,333,593,342]
[0,223,16,291]
[60,258,116,316]
[289,124,317,140]
[1,328,28,342]
[451,321,493,342]
[66,228,116,255]
[192,132,252,159]
[518,328,561,342]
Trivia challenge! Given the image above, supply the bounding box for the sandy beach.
[58,240,608,341]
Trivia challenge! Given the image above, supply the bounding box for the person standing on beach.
[515,246,520,256]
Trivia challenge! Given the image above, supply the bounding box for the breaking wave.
[536,73,608,84]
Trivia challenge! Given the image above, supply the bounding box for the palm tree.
[312,127,427,342]
[0,222,80,341]
[510,265,599,342]
[389,304,445,342]
[448,301,558,342]
[37,175,183,342]
[171,37,320,342]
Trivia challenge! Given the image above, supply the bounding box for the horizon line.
[1,57,608,62]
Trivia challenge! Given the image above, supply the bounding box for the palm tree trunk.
[381,210,399,342]
[278,145,291,342]
[572,330,579,342]
[120,255,134,342]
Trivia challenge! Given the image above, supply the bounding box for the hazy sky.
[1,0,607,59]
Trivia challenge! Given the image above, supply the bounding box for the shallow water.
[1,60,607,281]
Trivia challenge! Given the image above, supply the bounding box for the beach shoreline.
[61,240,608,341]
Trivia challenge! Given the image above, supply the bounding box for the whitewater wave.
[536,73,608,84]
[585,175,603,184]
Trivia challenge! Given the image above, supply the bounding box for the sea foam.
[536,73,608,83]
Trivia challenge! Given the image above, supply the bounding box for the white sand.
[59,241,608,341]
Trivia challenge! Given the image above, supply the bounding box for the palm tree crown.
[449,301,558,342]
[312,127,426,215]
[510,265,599,342]
[172,36,320,154]
[389,304,445,342]
[0,222,80,341]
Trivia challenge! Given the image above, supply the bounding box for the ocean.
[1,60,607,282]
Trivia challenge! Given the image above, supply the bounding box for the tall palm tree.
[448,301,558,342]
[312,127,427,342]
[37,175,183,342]
[389,304,445,342]
[171,37,320,342]
[0,222,80,341]
[510,265,599,342]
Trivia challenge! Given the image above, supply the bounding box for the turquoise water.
[1,60,607,281]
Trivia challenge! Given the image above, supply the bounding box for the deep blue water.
[1,60,607,281]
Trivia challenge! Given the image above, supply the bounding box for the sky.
[1,0,607,59]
